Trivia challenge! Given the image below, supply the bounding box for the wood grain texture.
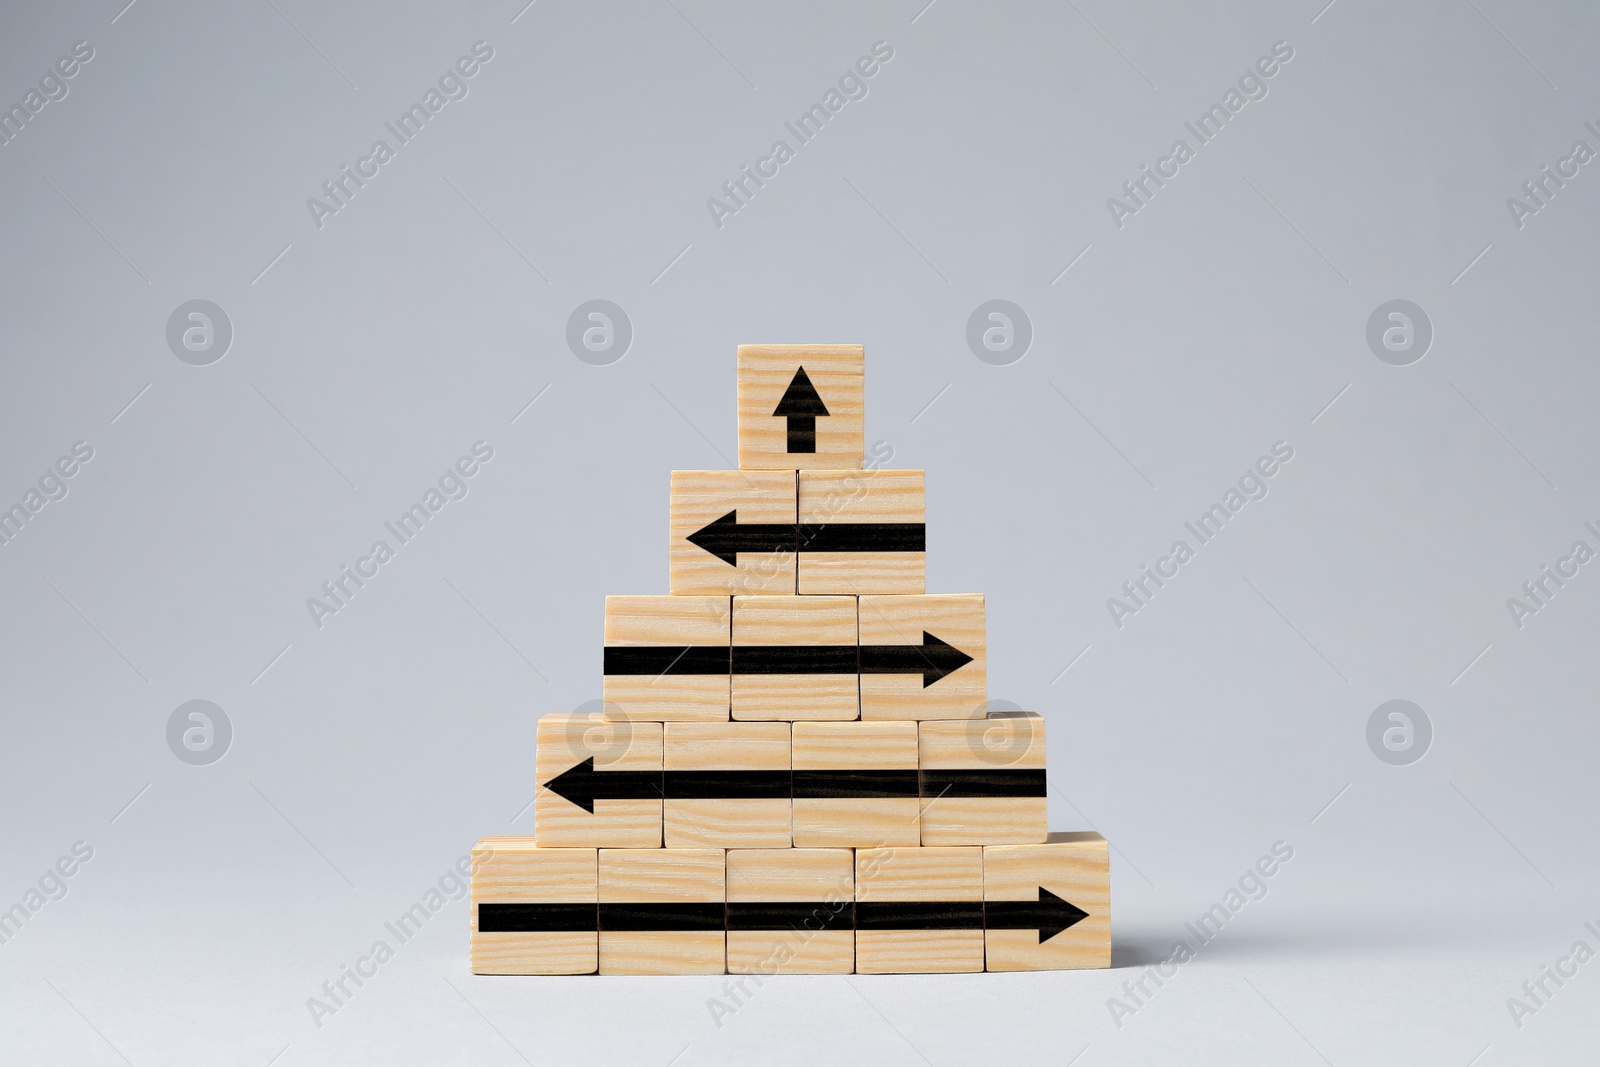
[984,832,1110,971]
[536,714,662,848]
[731,594,858,721]
[797,469,924,594]
[603,595,731,722]
[855,846,983,973]
[792,721,919,847]
[859,594,986,721]
[470,838,597,975]
[670,469,796,595]
[663,722,792,847]
[598,848,725,975]
[737,344,864,470]
[726,848,854,974]
[918,713,1047,845]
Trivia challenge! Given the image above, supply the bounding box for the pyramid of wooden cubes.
[469,345,1111,974]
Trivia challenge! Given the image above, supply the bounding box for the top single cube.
[738,344,864,470]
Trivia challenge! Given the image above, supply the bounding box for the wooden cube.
[858,594,985,721]
[598,848,725,975]
[670,470,796,596]
[797,469,924,594]
[663,722,791,847]
[726,848,854,974]
[470,838,597,975]
[855,846,983,973]
[737,344,864,470]
[984,832,1110,971]
[918,713,1047,846]
[731,595,858,721]
[535,714,661,848]
[603,595,731,722]
[792,722,919,847]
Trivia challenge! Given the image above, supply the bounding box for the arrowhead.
[773,367,829,417]
[1036,887,1090,943]
[686,510,741,566]
[542,757,598,813]
[920,631,975,687]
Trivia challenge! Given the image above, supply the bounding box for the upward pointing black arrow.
[773,366,829,453]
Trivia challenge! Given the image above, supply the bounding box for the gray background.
[2,0,1598,1063]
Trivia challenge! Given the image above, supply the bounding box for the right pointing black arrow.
[479,888,1088,942]
[858,632,975,688]
[603,632,973,688]
[983,888,1090,943]
[772,366,829,453]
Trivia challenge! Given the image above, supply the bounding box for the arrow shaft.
[798,523,925,553]
[721,523,797,555]
[603,646,730,676]
[854,901,985,929]
[600,903,724,931]
[786,415,816,453]
[726,901,852,931]
[919,768,1047,798]
[664,770,790,799]
[731,645,857,675]
[792,769,919,798]
[478,903,595,932]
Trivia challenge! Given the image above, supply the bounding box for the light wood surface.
[535,714,662,848]
[470,838,597,975]
[663,722,792,847]
[726,848,854,974]
[670,469,796,595]
[797,469,924,594]
[603,595,731,722]
[598,848,725,975]
[984,832,1110,971]
[918,713,1047,845]
[792,722,919,847]
[737,344,864,470]
[731,594,858,721]
[859,593,986,721]
[855,846,983,973]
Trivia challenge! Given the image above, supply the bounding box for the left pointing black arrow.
[773,366,829,453]
[540,758,662,813]
[685,510,796,566]
[544,760,1031,809]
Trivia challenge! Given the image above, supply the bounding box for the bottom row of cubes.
[470,833,1109,975]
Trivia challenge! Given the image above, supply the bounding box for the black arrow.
[604,633,973,688]
[858,632,974,687]
[540,757,662,813]
[543,760,1030,810]
[773,366,829,453]
[479,888,1086,942]
[685,512,925,566]
[984,888,1090,943]
[685,510,795,566]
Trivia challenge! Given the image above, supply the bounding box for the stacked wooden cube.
[470,345,1111,974]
